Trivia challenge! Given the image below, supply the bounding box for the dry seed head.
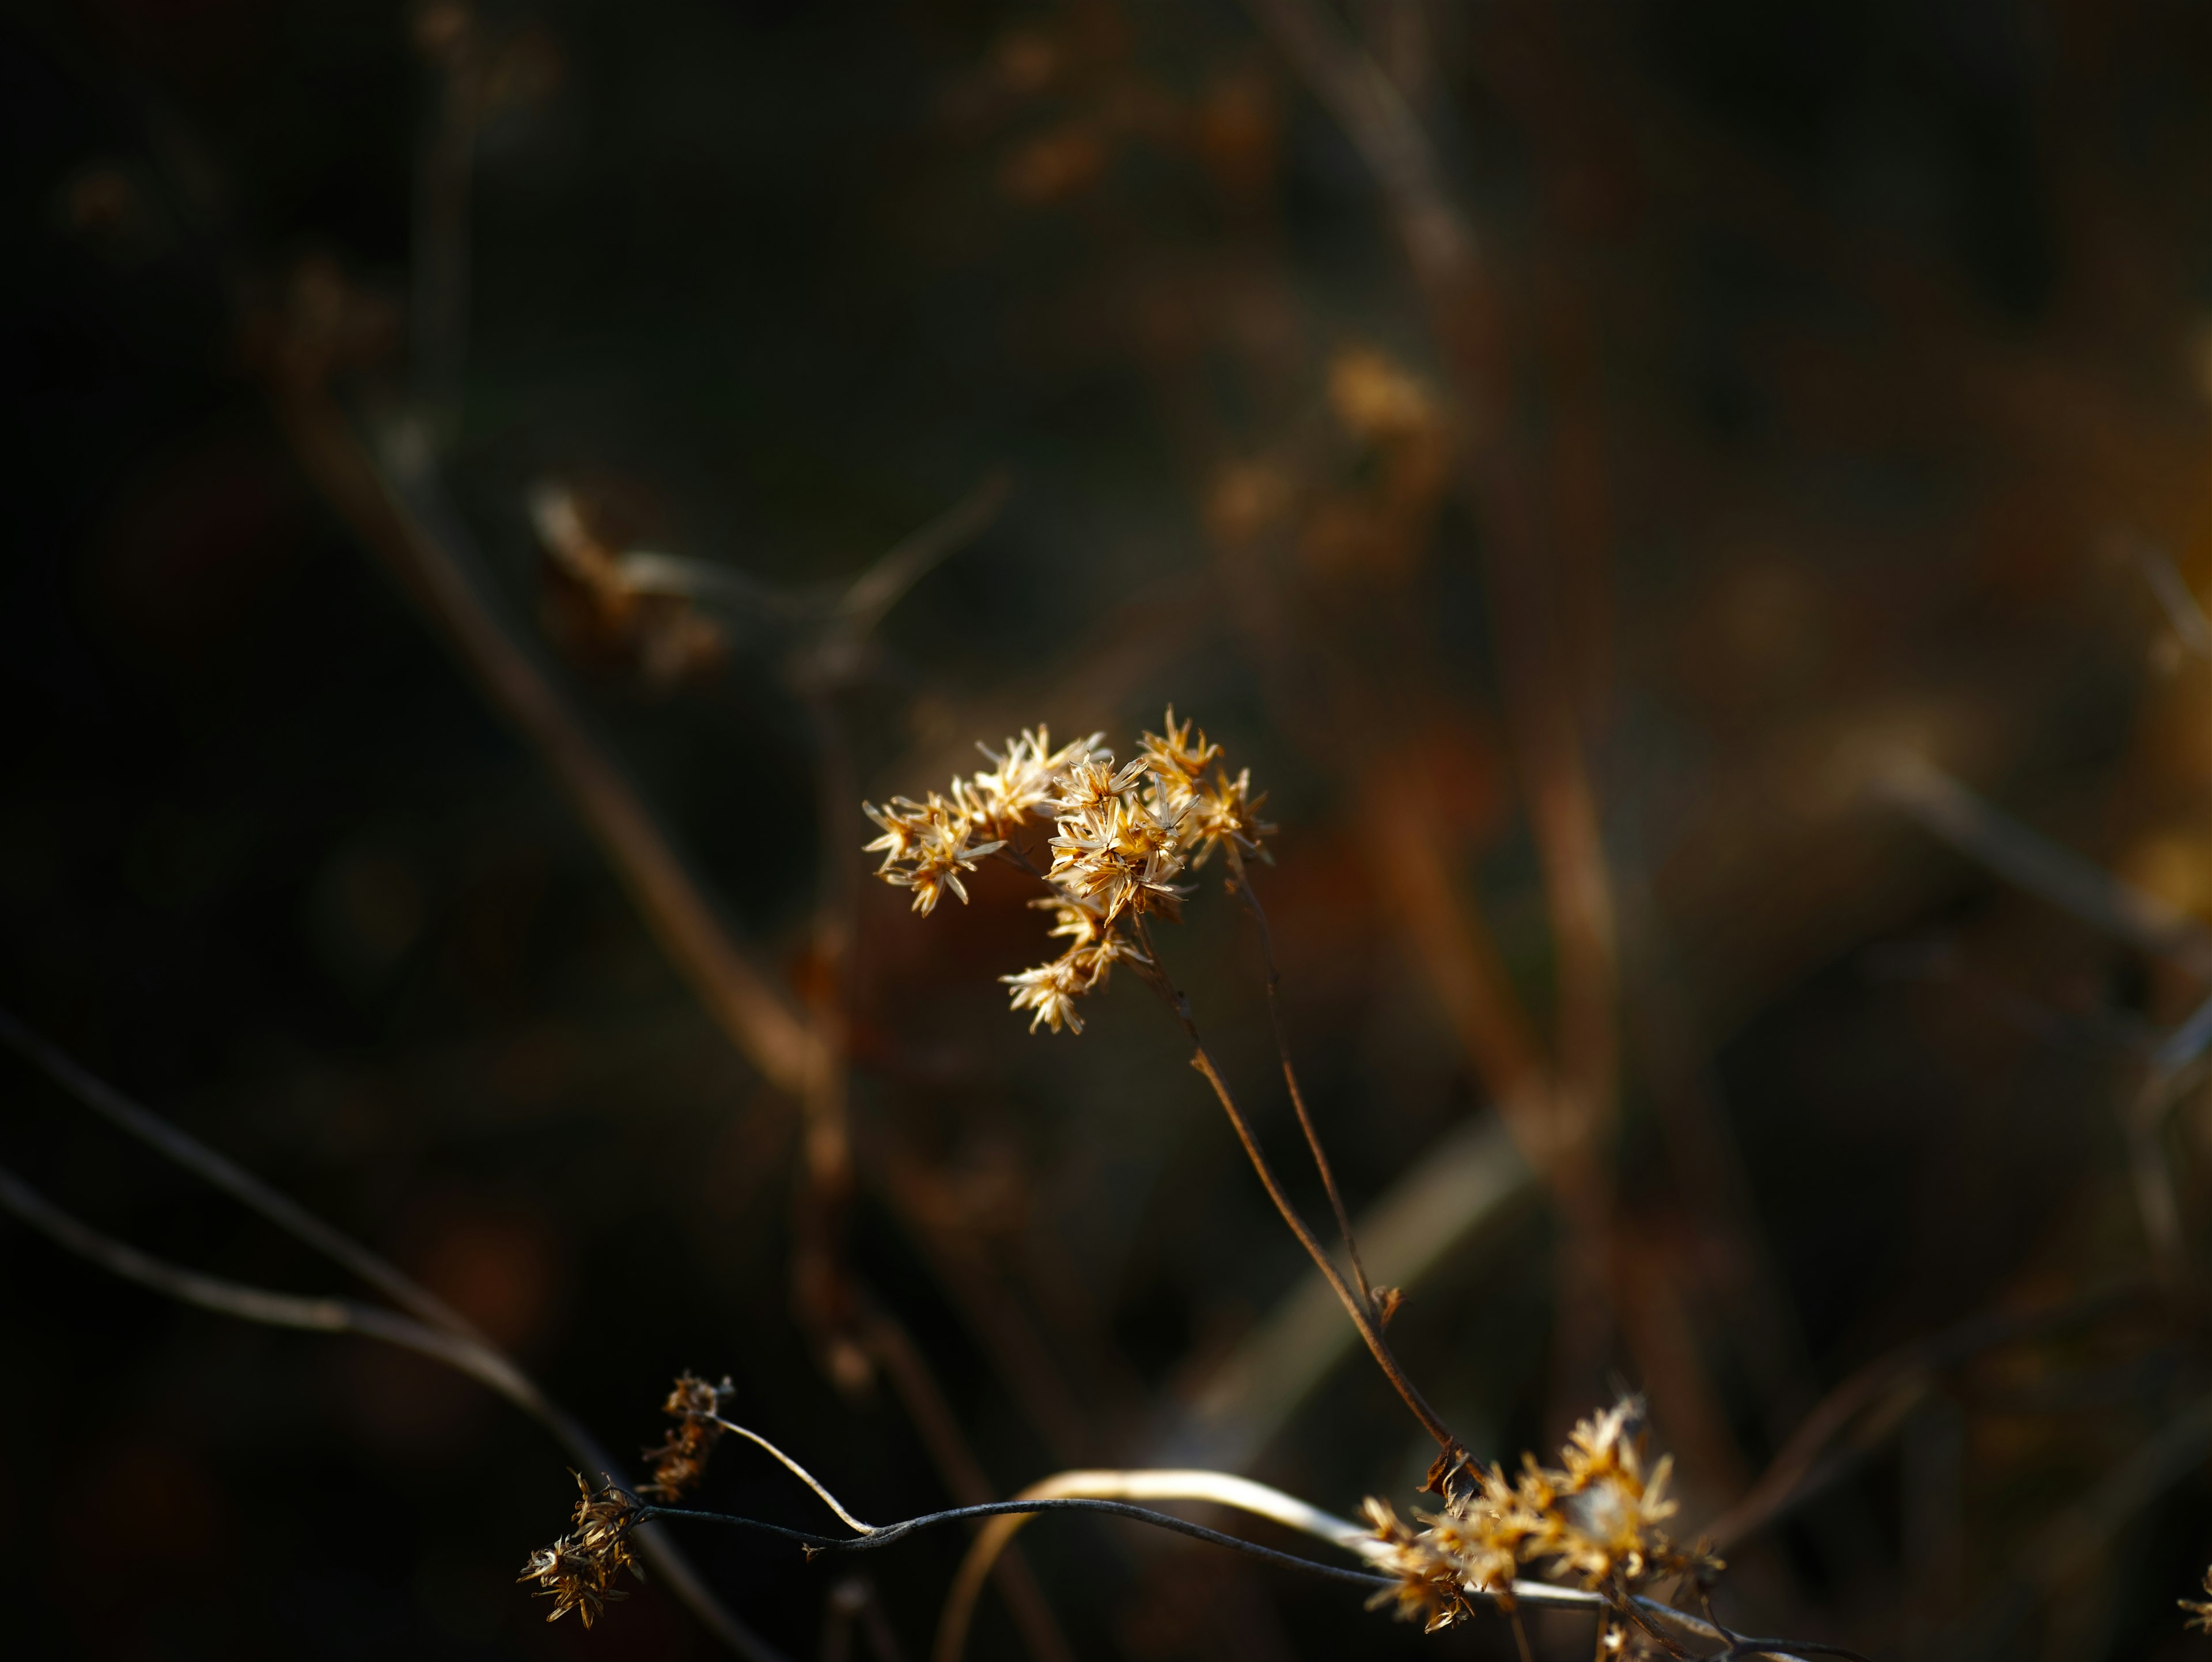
[640,1371,734,1499]
[966,727,1107,832]
[520,1473,645,1627]
[1359,1397,1722,1631]
[861,791,1003,914]
[863,708,1270,1033]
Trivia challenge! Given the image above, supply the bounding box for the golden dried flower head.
[965,727,1107,832]
[520,1474,644,1627]
[1361,1497,1476,1633]
[861,792,1003,914]
[863,708,1270,1034]
[1138,706,1222,792]
[1358,1397,1721,1634]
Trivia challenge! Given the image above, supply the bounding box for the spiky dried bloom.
[862,792,1003,914]
[861,709,1271,1033]
[640,1371,734,1499]
[520,1474,645,1627]
[2183,1566,2212,1633]
[1362,1399,1721,1634]
[963,727,1108,834]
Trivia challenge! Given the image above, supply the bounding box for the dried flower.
[640,1371,734,1500]
[520,1473,645,1627]
[1360,1399,1721,1636]
[862,707,1270,1033]
[963,727,1107,834]
[862,792,1003,914]
[2184,1566,2212,1633]
[1363,1497,1478,1632]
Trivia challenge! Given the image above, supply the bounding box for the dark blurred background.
[9,1,2212,1658]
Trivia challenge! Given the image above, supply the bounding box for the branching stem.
[1127,913,1461,1459]
[1224,840,1377,1311]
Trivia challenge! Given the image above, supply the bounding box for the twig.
[834,472,1013,643]
[648,1493,1388,1582]
[266,376,816,1095]
[708,1415,880,1536]
[1160,1110,1532,1472]
[914,1467,1850,1662]
[2122,1070,2192,1288]
[853,1293,1078,1662]
[1126,917,1461,1459]
[1708,1276,2154,1548]
[2127,536,2212,661]
[1240,0,1626,1394]
[0,1004,477,1340]
[1871,755,2212,978]
[0,1153,780,1662]
[1223,841,1376,1311]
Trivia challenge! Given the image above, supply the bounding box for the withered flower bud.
[519,1473,645,1627]
[640,1371,735,1500]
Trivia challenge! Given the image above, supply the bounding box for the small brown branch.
[834,471,1013,645]
[1223,842,1376,1313]
[267,376,816,1096]
[855,1296,1079,1662]
[1708,1276,2154,1549]
[1128,918,1460,1459]
[1873,755,2212,979]
[0,1145,777,1662]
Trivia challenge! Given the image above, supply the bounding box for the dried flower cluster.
[862,710,1274,1032]
[640,1371,734,1499]
[1362,1399,1720,1634]
[2184,1566,2212,1633]
[518,1474,645,1627]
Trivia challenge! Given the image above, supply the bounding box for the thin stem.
[0,1154,783,1662]
[1127,915,1460,1459]
[849,1293,1078,1662]
[271,385,816,1093]
[907,1465,1845,1662]
[1224,841,1376,1311]
[710,1417,877,1536]
[1709,1274,2152,1548]
[638,1495,1390,1586]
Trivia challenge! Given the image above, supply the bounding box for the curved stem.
[0,1154,780,1662]
[903,1466,1846,1662]
[710,1416,877,1536]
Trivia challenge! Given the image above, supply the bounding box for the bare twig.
[0,1149,779,1662]
[1241,0,1626,1391]
[914,1467,1850,1662]
[1709,1277,2154,1549]
[1161,1110,1532,1472]
[834,471,1013,643]
[1872,755,2212,978]
[853,1294,1078,1662]
[1127,917,1461,1460]
[2127,537,2212,661]
[1223,841,1376,1311]
[267,378,816,1095]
